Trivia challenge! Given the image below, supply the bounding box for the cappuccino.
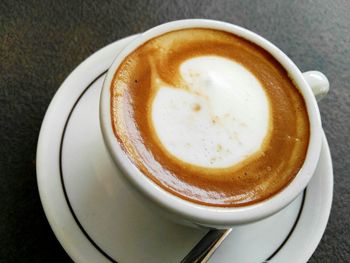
[110,29,309,207]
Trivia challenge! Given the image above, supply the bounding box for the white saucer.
[37,35,333,263]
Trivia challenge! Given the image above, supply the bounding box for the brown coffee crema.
[110,29,310,207]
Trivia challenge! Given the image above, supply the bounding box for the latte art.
[111,28,309,207]
[151,56,269,168]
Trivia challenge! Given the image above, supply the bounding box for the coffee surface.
[110,28,309,207]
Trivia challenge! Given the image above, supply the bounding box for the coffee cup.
[100,19,329,228]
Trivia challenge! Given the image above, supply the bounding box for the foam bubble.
[151,56,270,168]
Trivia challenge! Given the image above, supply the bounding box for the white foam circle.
[151,56,269,168]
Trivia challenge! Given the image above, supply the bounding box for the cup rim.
[100,19,322,226]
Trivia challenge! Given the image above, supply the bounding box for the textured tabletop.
[1,0,349,262]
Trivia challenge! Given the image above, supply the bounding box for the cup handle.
[302,71,329,101]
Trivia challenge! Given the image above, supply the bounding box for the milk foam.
[151,56,270,168]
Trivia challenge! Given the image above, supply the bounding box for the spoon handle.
[181,228,232,263]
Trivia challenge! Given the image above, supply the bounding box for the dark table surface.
[1,0,349,262]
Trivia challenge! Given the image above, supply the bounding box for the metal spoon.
[181,228,232,263]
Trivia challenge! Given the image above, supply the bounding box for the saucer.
[36,35,333,263]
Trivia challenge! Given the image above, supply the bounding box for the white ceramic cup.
[100,19,329,228]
